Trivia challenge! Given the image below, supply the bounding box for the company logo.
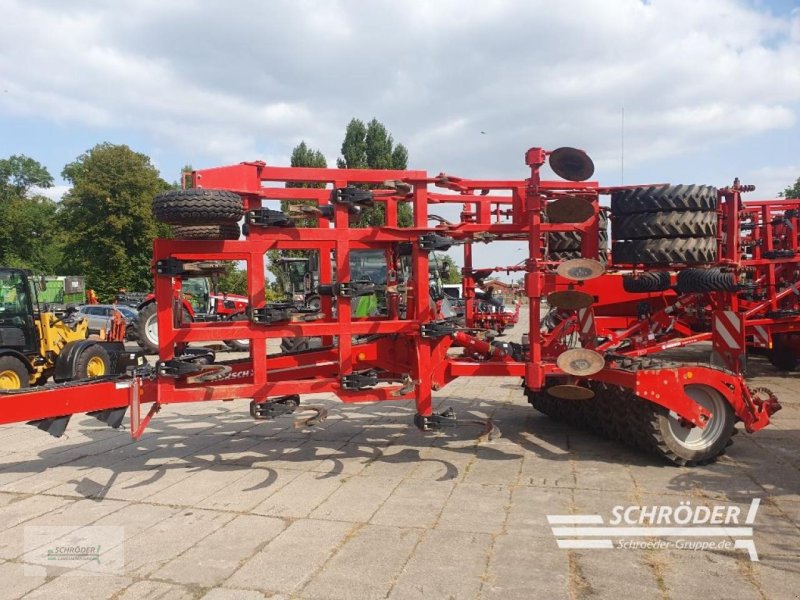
[548,498,761,561]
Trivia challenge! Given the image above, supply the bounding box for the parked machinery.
[0,147,783,466]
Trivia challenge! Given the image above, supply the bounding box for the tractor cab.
[0,268,38,355]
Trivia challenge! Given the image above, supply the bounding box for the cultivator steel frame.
[0,146,786,466]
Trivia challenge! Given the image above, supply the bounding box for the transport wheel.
[612,237,716,265]
[622,271,672,293]
[643,384,735,466]
[0,356,29,390]
[610,184,717,215]
[153,189,243,225]
[548,250,609,265]
[768,334,799,371]
[225,313,250,352]
[173,223,241,240]
[548,213,608,250]
[73,345,111,380]
[675,268,738,293]
[612,211,716,240]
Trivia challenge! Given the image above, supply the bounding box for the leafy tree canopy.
[59,143,170,300]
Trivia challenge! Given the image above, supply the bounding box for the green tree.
[0,154,53,200]
[782,176,800,199]
[59,143,170,300]
[0,155,62,272]
[435,253,462,284]
[266,141,329,296]
[337,118,412,227]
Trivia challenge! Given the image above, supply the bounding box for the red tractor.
[131,276,248,353]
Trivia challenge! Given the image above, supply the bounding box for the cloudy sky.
[1,0,799,271]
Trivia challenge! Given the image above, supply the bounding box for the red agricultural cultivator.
[0,146,788,466]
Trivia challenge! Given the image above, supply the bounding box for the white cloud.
[0,0,797,184]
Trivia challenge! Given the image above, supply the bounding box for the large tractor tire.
[548,250,609,265]
[173,224,241,240]
[0,356,29,390]
[612,237,716,265]
[527,380,735,466]
[72,344,111,380]
[131,303,192,354]
[224,313,250,352]
[548,212,609,250]
[612,211,716,240]
[610,185,717,215]
[639,384,735,466]
[675,268,738,293]
[622,271,672,293]
[153,189,243,225]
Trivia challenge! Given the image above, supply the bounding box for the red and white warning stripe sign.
[713,310,744,351]
[577,307,596,344]
[751,325,770,349]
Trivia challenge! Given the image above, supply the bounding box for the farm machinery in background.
[0,146,788,467]
[130,275,249,353]
[0,268,140,411]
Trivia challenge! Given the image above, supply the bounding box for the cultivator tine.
[185,364,232,384]
[293,405,328,429]
[27,415,71,438]
[88,407,127,429]
[475,418,501,443]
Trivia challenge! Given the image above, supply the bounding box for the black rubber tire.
[622,271,672,293]
[612,238,716,265]
[224,312,250,352]
[768,334,799,371]
[72,344,111,380]
[643,385,735,466]
[548,250,609,265]
[153,189,243,225]
[173,224,241,240]
[611,185,717,215]
[612,211,717,240]
[0,356,29,390]
[280,336,323,353]
[527,380,734,466]
[675,268,738,294]
[548,213,609,250]
[131,302,192,354]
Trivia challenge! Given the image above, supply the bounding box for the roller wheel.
[173,224,241,240]
[153,189,243,225]
[611,185,717,215]
[622,271,672,293]
[612,211,716,240]
[675,268,738,293]
[612,238,716,265]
